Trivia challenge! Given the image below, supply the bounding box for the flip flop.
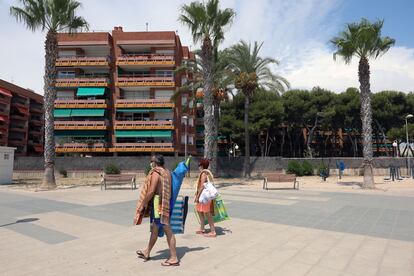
[161,260,180,267]
[203,232,217,238]
[136,250,150,261]
[195,230,206,234]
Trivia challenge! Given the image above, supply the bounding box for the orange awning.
[0,88,12,97]
[16,106,29,114]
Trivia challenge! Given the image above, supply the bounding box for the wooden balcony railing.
[110,142,174,152]
[116,54,174,66]
[55,142,106,152]
[115,120,174,130]
[54,121,107,130]
[54,99,107,108]
[55,77,109,87]
[56,56,110,67]
[115,99,174,108]
[116,75,174,87]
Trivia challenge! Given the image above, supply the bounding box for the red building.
[54,27,197,155]
[0,79,44,156]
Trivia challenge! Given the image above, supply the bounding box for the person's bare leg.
[206,213,216,235]
[163,225,178,264]
[140,223,159,258]
[197,211,205,233]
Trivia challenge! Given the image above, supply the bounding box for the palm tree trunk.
[359,57,375,189]
[201,36,216,173]
[213,101,219,173]
[41,30,58,189]
[244,96,250,177]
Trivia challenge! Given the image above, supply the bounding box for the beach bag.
[199,180,219,204]
[196,195,230,224]
[170,196,189,234]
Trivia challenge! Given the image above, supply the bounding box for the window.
[57,71,75,78]
[182,95,188,107]
[156,70,173,77]
[188,136,194,145]
[4,154,9,160]
[154,90,174,99]
[188,118,194,126]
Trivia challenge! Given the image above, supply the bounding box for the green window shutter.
[54,109,72,117]
[77,87,106,97]
[115,130,172,138]
[71,109,105,117]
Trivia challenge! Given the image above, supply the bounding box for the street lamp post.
[405,114,413,176]
[229,143,239,157]
[182,115,188,160]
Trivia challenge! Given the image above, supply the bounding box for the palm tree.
[179,0,235,172]
[226,41,290,177]
[331,18,395,189]
[10,0,88,189]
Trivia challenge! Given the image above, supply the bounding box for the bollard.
[390,166,395,181]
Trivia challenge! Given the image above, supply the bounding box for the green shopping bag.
[196,195,230,224]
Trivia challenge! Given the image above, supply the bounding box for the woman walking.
[195,158,216,237]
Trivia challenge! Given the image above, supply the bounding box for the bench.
[100,173,137,190]
[262,173,299,190]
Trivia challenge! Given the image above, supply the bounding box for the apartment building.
[54,27,197,155]
[0,79,44,156]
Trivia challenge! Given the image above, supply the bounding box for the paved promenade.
[0,184,413,275]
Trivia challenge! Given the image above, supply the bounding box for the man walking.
[134,154,179,266]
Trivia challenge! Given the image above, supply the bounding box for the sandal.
[136,250,150,261]
[161,260,180,267]
[203,232,217,238]
[196,230,206,234]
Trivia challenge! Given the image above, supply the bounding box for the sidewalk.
[0,181,413,275]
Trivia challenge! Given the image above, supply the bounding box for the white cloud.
[0,0,413,94]
[283,45,414,93]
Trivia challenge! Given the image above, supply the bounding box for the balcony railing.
[115,99,174,108]
[30,107,43,114]
[10,114,29,120]
[56,56,110,67]
[54,99,107,108]
[55,142,106,152]
[110,142,174,152]
[116,74,174,87]
[116,54,174,66]
[115,120,174,130]
[54,121,107,130]
[8,138,26,145]
[55,76,109,87]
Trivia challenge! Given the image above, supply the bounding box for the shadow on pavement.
[153,246,208,260]
[0,218,39,228]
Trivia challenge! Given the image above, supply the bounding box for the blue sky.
[0,0,413,94]
[340,0,414,48]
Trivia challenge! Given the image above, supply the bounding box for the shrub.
[59,169,68,178]
[105,164,121,175]
[301,161,314,176]
[287,160,303,176]
[317,163,329,177]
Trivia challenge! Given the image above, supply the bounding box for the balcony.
[56,56,110,67]
[115,99,174,108]
[10,114,29,120]
[115,120,174,130]
[8,138,26,145]
[30,118,43,126]
[55,99,107,108]
[30,106,43,114]
[9,125,27,133]
[54,121,107,130]
[116,74,174,87]
[110,142,174,152]
[55,76,109,87]
[55,142,106,153]
[116,54,174,66]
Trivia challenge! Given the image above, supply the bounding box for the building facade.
[0,79,44,156]
[54,27,197,156]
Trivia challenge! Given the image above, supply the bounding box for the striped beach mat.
[171,196,189,234]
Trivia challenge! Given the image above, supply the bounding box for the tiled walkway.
[0,186,413,275]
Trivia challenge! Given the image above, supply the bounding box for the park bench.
[262,172,299,190]
[100,173,137,190]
